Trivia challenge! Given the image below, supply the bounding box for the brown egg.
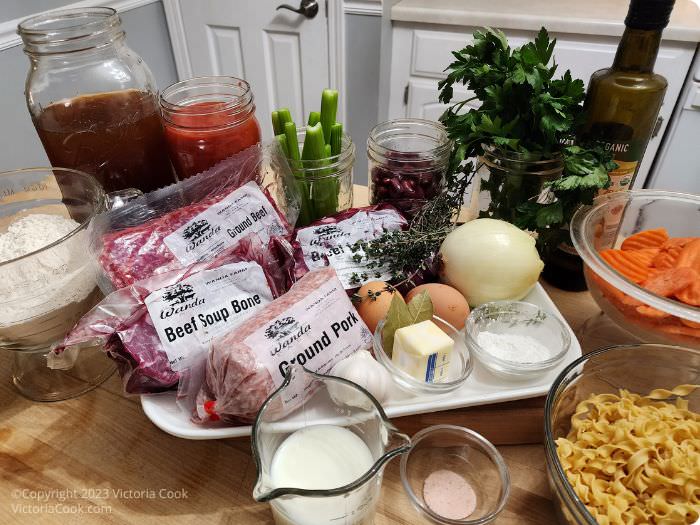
[406,283,470,331]
[355,281,401,334]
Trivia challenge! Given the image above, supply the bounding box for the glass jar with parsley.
[472,147,564,224]
[367,119,451,219]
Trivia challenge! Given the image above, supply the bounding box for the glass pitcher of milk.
[252,364,412,525]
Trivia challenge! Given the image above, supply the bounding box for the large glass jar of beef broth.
[18,7,176,193]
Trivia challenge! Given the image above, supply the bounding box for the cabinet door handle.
[276,0,318,18]
[651,116,664,138]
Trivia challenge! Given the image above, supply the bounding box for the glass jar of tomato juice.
[159,76,262,179]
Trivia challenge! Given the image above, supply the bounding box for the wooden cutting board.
[393,396,546,445]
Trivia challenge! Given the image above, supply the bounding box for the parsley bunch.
[351,27,614,285]
[439,27,613,254]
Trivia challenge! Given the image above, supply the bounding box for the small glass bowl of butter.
[373,315,473,395]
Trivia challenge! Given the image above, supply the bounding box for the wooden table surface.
[0,284,599,525]
[0,185,603,524]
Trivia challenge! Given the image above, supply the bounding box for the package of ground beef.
[194,267,373,425]
[290,204,407,289]
[53,235,298,395]
[91,142,300,291]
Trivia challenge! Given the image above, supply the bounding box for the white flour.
[476,331,552,363]
[0,213,78,261]
[0,214,97,325]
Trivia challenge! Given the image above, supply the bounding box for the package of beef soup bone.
[52,235,299,400]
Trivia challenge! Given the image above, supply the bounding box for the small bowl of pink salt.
[400,425,510,524]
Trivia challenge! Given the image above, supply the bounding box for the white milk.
[269,425,378,525]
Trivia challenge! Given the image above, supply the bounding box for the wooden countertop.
[0,187,602,524]
[392,0,700,43]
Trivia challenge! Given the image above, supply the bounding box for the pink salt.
[422,469,477,520]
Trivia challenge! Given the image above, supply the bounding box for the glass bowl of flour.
[0,167,120,401]
[464,301,571,380]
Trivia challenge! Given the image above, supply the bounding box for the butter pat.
[392,320,453,383]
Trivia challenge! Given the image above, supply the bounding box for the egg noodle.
[555,385,700,525]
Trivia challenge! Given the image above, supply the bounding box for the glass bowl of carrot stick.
[571,190,700,349]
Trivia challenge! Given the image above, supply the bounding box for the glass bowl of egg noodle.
[252,364,412,525]
[544,344,700,525]
[0,167,140,401]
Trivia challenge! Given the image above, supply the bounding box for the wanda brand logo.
[313,225,340,236]
[264,317,299,341]
[162,283,196,305]
[182,219,211,242]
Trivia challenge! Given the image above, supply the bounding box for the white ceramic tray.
[141,283,581,440]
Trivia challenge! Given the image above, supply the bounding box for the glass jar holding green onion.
[272,90,355,226]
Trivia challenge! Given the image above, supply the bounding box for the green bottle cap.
[625,0,675,30]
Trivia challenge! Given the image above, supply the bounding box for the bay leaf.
[407,291,434,325]
[381,293,411,358]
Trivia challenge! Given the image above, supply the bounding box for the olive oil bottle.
[581,0,673,193]
[543,0,675,291]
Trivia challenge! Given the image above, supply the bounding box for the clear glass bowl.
[0,168,125,401]
[544,344,700,525]
[571,190,700,350]
[464,301,570,379]
[400,425,510,524]
[373,316,473,395]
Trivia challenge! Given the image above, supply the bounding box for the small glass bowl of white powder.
[464,301,571,380]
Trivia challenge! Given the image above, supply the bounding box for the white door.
[175,0,329,139]
[407,79,475,121]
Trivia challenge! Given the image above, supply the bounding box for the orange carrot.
[600,249,651,283]
[636,304,671,320]
[661,237,695,250]
[676,278,700,306]
[642,267,696,297]
[590,271,642,310]
[655,322,700,339]
[674,239,700,273]
[652,248,681,270]
[680,318,700,329]
[620,228,669,251]
[632,247,660,268]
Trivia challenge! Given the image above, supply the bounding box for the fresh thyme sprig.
[350,284,397,304]
[349,159,475,285]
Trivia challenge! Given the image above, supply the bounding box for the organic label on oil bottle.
[598,139,644,195]
[582,119,645,248]
[596,138,644,247]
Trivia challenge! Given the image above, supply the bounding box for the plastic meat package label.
[194,268,373,424]
[291,205,407,289]
[91,141,300,291]
[52,236,298,395]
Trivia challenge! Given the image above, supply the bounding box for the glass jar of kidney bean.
[367,119,451,219]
